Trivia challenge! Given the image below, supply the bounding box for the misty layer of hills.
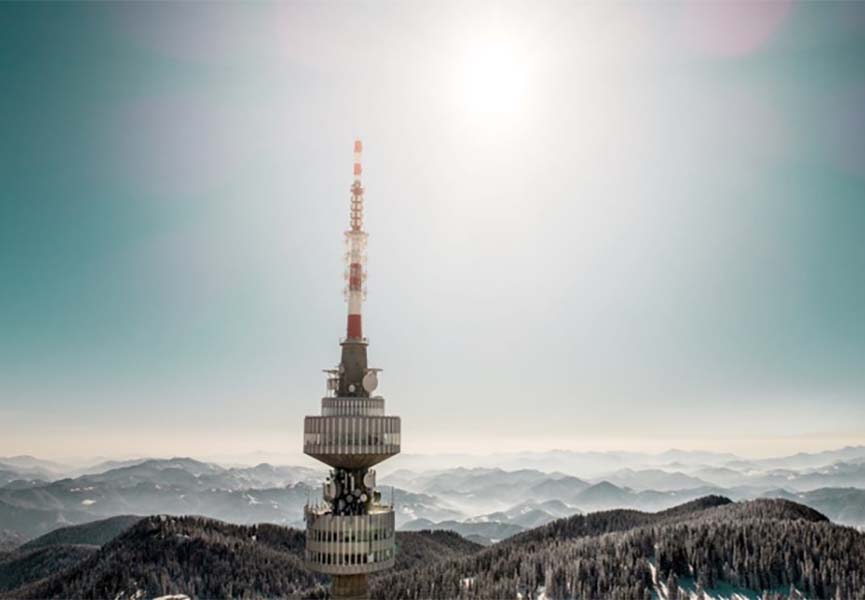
[2,447,865,546]
[1,497,863,599]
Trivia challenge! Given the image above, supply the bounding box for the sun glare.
[456,35,531,119]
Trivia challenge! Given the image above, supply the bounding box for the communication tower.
[303,141,401,599]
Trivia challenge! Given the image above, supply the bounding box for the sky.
[1,1,864,462]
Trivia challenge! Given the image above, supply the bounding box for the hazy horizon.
[4,442,865,470]
[3,1,865,460]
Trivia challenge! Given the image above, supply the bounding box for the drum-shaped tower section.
[303,140,400,600]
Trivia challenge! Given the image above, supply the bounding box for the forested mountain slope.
[0,514,147,594]
[1,516,482,599]
[0,531,26,553]
[5,516,323,599]
[392,530,483,573]
[2,497,860,599]
[19,515,142,551]
[0,545,97,593]
[371,498,863,600]
[510,495,732,546]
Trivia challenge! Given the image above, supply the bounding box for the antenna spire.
[345,139,368,340]
[350,139,364,231]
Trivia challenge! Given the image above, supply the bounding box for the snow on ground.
[116,587,189,599]
[648,562,801,600]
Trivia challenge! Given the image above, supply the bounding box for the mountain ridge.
[372,498,861,600]
[1,496,860,599]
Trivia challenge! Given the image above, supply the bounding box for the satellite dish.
[363,470,376,489]
[348,383,356,393]
[362,371,378,393]
[324,480,337,502]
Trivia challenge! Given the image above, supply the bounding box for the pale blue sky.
[1,1,864,460]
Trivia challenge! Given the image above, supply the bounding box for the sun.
[455,34,531,119]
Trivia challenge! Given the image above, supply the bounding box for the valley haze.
[3,445,864,547]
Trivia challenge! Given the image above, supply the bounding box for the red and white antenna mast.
[345,139,367,340]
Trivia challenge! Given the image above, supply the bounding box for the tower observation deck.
[302,140,401,599]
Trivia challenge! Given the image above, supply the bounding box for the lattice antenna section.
[344,139,368,340]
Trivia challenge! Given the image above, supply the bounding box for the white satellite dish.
[363,470,376,489]
[362,370,378,393]
[324,480,337,501]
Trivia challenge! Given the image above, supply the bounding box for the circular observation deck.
[305,507,395,575]
[304,397,400,469]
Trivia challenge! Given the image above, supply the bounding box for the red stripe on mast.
[347,314,362,339]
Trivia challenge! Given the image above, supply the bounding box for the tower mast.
[303,141,401,600]
[345,139,366,341]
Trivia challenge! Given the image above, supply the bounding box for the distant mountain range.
[1,447,865,548]
[379,446,865,478]
[0,458,325,538]
[389,473,865,542]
